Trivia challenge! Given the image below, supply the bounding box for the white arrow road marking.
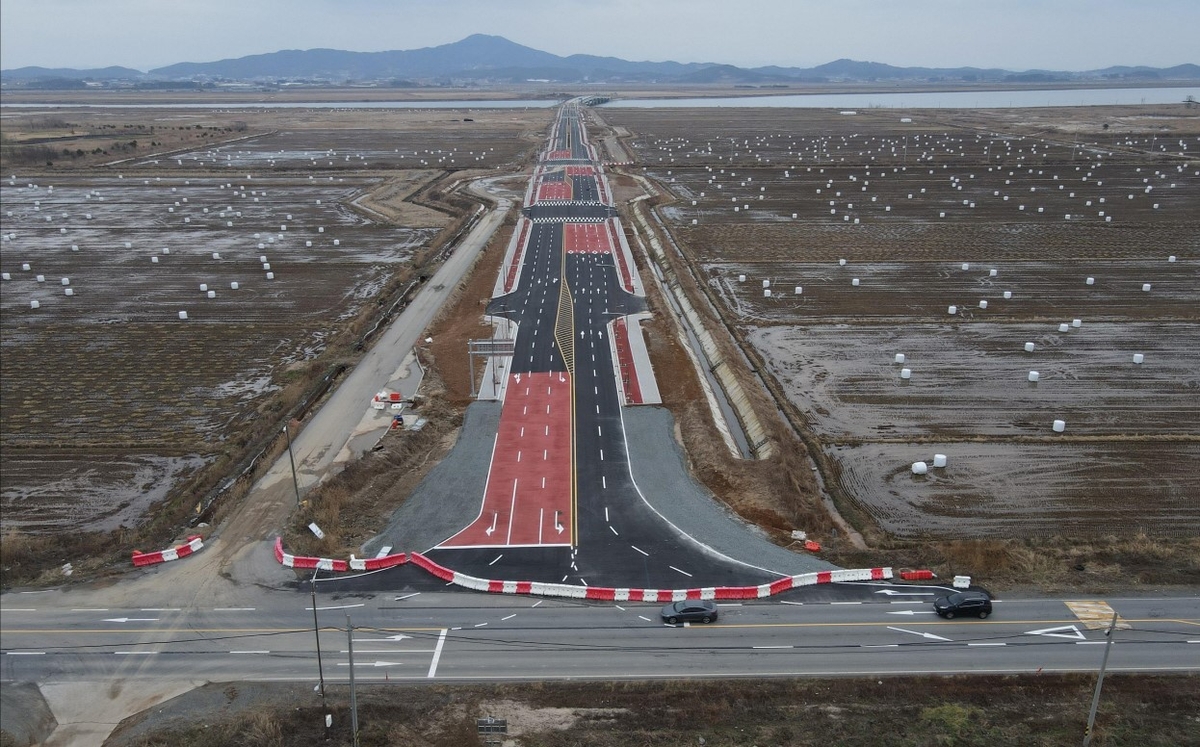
[485,511,498,537]
[876,589,936,596]
[887,626,953,642]
[352,634,412,642]
[886,610,938,616]
[104,617,159,623]
[1024,625,1085,640]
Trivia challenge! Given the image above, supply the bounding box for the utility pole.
[347,614,360,747]
[310,569,328,736]
[1082,611,1119,746]
[283,423,302,506]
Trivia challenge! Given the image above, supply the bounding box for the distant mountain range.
[3,34,1198,87]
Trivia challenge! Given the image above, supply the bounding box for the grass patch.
[108,674,1200,747]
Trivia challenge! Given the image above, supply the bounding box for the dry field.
[0,105,552,540]
[604,105,1200,539]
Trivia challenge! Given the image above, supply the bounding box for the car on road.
[661,600,718,624]
[933,590,993,619]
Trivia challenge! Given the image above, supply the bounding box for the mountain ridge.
[3,34,1197,85]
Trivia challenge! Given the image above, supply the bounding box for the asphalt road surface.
[421,100,790,588]
[4,588,1197,684]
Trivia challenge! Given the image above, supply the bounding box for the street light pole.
[283,422,302,506]
[310,569,328,708]
[1082,611,1119,746]
[347,614,361,747]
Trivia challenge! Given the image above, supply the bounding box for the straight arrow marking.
[887,626,953,642]
[876,589,936,596]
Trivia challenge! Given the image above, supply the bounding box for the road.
[4,587,1197,684]
[422,100,798,589]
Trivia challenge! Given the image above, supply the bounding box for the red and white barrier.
[273,537,406,574]
[406,552,889,601]
[273,541,891,596]
[132,535,204,567]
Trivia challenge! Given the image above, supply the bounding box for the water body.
[604,86,1199,109]
[0,99,559,110]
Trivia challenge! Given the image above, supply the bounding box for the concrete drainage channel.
[626,191,770,459]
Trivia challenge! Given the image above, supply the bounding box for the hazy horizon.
[2,0,1197,74]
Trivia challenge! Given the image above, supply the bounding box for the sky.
[1,0,1196,73]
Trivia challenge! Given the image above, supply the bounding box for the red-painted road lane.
[611,317,643,405]
[565,165,594,176]
[439,372,573,548]
[546,149,573,160]
[503,219,532,293]
[564,222,613,255]
[606,219,634,292]
[537,181,573,201]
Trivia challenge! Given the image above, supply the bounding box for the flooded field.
[0,106,551,532]
[605,105,1200,538]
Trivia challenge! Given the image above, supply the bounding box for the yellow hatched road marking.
[1065,600,1131,630]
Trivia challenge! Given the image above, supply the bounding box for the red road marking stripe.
[611,317,643,405]
[439,372,573,548]
[504,220,531,293]
[564,223,614,255]
[537,181,573,201]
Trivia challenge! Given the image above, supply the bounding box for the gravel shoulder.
[363,402,501,555]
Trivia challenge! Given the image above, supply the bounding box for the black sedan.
[661,599,719,625]
[933,590,993,619]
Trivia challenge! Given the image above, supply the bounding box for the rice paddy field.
[0,105,550,533]
[603,104,1200,538]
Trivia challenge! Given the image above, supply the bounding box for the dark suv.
[933,591,993,619]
